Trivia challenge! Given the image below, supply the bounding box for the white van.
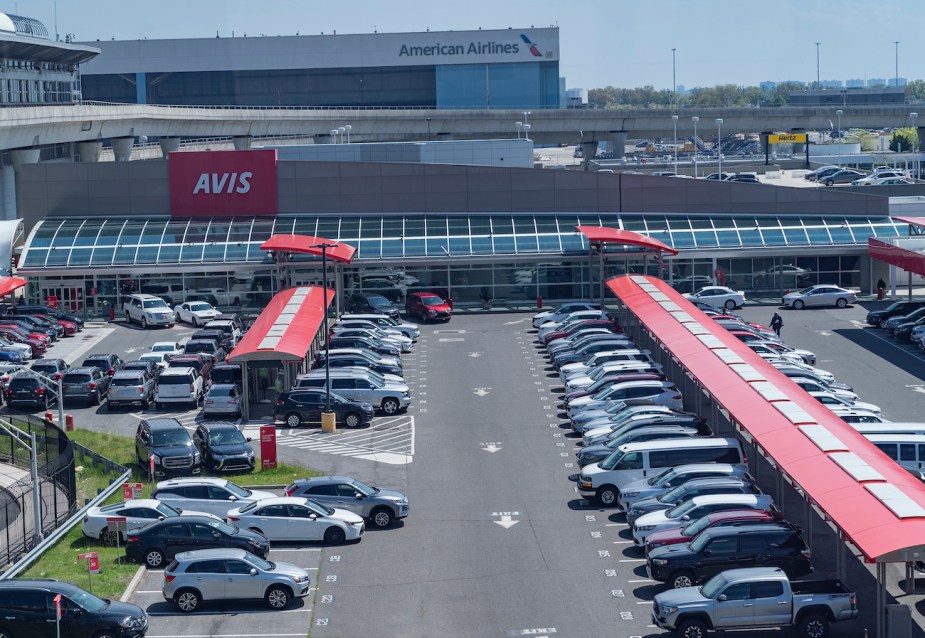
[863,433,925,472]
[851,423,925,436]
[577,437,745,506]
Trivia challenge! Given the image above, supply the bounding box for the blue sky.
[8,0,924,89]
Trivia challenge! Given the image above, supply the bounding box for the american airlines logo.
[192,172,253,195]
[169,150,277,217]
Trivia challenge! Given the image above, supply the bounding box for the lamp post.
[692,116,699,177]
[343,124,351,143]
[330,129,339,144]
[835,109,843,142]
[815,42,821,88]
[337,127,346,144]
[911,112,918,152]
[310,242,338,419]
[523,110,531,127]
[522,124,531,141]
[671,48,677,108]
[894,41,900,87]
[515,121,523,139]
[672,114,678,174]
[716,118,723,175]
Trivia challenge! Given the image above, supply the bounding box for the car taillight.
[285,487,295,496]
[53,373,62,380]
[88,383,97,389]
[83,515,88,523]
[189,384,195,392]
[165,574,175,583]
[34,388,44,395]
[127,536,140,543]
[205,399,213,405]
[137,387,145,394]
[227,516,239,522]
[229,398,238,404]
[275,399,284,406]
[107,368,115,375]
[849,595,856,609]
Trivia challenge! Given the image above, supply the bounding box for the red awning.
[576,225,679,256]
[227,286,334,363]
[0,277,27,297]
[869,238,925,277]
[609,274,925,563]
[891,216,925,231]
[260,234,356,264]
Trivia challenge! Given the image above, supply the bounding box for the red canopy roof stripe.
[608,274,925,562]
[260,234,356,264]
[575,225,679,256]
[227,286,334,363]
[891,216,925,230]
[0,277,27,297]
[869,237,925,277]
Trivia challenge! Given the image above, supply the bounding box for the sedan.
[81,498,218,543]
[125,516,269,568]
[820,169,864,186]
[139,352,171,369]
[151,341,184,358]
[810,390,881,415]
[532,303,601,328]
[227,496,364,545]
[174,302,222,327]
[683,286,745,311]
[782,285,856,309]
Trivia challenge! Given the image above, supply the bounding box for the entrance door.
[40,286,83,312]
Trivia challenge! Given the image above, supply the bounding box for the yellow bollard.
[321,412,337,434]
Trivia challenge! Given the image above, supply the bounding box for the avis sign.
[169,150,278,217]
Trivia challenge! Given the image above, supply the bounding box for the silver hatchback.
[163,548,310,612]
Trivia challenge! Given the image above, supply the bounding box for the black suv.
[0,579,147,637]
[183,338,225,363]
[11,304,84,330]
[30,358,69,380]
[135,418,202,478]
[346,292,401,319]
[125,516,269,568]
[646,522,812,588]
[866,300,925,327]
[274,389,374,429]
[193,422,255,473]
[4,375,56,411]
[121,359,161,381]
[191,329,233,352]
[82,353,124,376]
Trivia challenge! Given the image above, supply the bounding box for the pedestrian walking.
[770,312,783,337]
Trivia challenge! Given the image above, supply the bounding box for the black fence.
[0,415,76,567]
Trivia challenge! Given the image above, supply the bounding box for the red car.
[541,319,622,345]
[644,508,785,555]
[405,292,452,322]
[0,328,46,357]
[53,319,78,335]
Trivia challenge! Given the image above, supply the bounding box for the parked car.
[782,285,856,309]
[804,165,841,181]
[316,348,403,376]
[11,304,85,331]
[725,173,760,183]
[751,264,813,288]
[346,292,401,319]
[168,354,214,387]
[631,494,780,546]
[4,374,56,411]
[625,477,762,526]
[405,291,452,322]
[163,548,311,612]
[576,425,705,467]
[107,368,155,409]
[704,172,733,181]
[566,380,683,417]
[155,366,204,409]
[532,302,602,328]
[537,311,610,340]
[121,358,162,381]
[295,370,411,415]
[124,293,176,328]
[0,327,45,357]
[340,313,420,340]
[201,383,242,419]
[81,353,124,376]
[152,477,275,517]
[29,357,68,380]
[150,341,184,358]
[62,367,111,405]
[227,496,365,544]
[331,327,412,353]
[183,338,225,363]
[328,335,400,358]
[285,475,410,528]
[335,319,414,345]
[193,421,254,473]
[820,169,864,186]
[884,306,925,334]
[564,372,666,404]
[210,363,243,386]
[139,351,172,369]
[809,390,881,415]
[852,170,907,185]
[203,319,243,346]
[644,508,787,553]
[274,389,374,428]
[683,286,745,311]
[125,516,269,568]
[81,498,218,543]
[135,418,202,478]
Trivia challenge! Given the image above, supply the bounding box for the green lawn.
[21,428,317,600]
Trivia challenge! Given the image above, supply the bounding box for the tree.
[890,130,913,152]
[906,80,925,101]
[847,129,878,152]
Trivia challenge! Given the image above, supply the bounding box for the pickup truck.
[652,566,857,638]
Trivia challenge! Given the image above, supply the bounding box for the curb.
[120,564,147,603]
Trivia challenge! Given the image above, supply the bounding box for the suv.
[163,548,310,612]
[61,367,111,405]
[191,328,233,352]
[151,477,275,517]
[139,282,185,306]
[316,350,403,377]
[29,358,69,380]
[183,339,225,363]
[4,374,56,411]
[210,363,242,386]
[625,477,761,526]
[867,300,925,327]
[108,369,155,410]
[155,367,204,409]
[81,353,124,376]
[285,475,410,528]
[135,418,202,478]
[204,319,242,345]
[405,292,452,322]
[646,523,812,588]
[193,422,254,473]
[295,371,411,414]
[124,293,175,328]
[274,389,374,429]
[121,359,161,381]
[346,292,401,319]
[0,579,148,637]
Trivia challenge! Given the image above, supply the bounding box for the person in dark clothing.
[770,312,783,337]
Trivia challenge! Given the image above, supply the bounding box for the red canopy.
[869,238,925,277]
[576,225,679,256]
[0,277,27,297]
[227,286,334,363]
[260,235,356,264]
[891,216,925,231]
[609,274,925,563]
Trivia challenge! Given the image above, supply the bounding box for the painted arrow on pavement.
[482,442,503,453]
[473,387,492,397]
[504,319,529,325]
[494,515,519,529]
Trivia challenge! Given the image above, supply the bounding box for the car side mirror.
[355,492,364,499]
[717,594,727,602]
[158,516,165,521]
[702,549,712,557]
[228,495,238,501]
[681,515,690,521]
[249,568,258,576]
[309,513,318,520]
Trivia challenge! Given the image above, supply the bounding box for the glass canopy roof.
[20,214,904,270]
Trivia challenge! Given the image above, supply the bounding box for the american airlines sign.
[169,150,278,217]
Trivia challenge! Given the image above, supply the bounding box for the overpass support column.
[435,132,454,141]
[76,141,102,163]
[790,129,805,155]
[6,148,40,222]
[158,137,180,158]
[610,130,627,158]
[10,148,41,171]
[581,141,599,171]
[111,137,134,162]
[233,136,253,151]
[316,134,335,144]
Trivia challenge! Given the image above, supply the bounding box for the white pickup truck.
[123,294,175,329]
[652,567,857,638]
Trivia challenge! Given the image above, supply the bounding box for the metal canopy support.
[598,246,605,308]
[241,361,250,421]
[587,242,594,302]
[877,561,886,638]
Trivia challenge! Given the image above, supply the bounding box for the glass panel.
[113,245,139,265]
[22,248,48,267]
[425,217,447,236]
[357,239,381,259]
[202,243,226,261]
[760,228,786,246]
[359,218,382,239]
[60,248,86,266]
[692,230,718,247]
[535,217,559,233]
[162,221,189,246]
[206,220,231,244]
[514,235,539,253]
[560,234,585,252]
[316,218,340,238]
[381,239,403,257]
[755,216,782,227]
[403,239,426,256]
[490,216,514,235]
[689,218,715,230]
[736,227,763,247]
[840,255,860,270]
[425,238,448,256]
[805,227,832,243]
[135,246,159,264]
[468,217,491,235]
[667,218,692,230]
[403,217,425,237]
[513,217,537,234]
[382,218,404,238]
[818,256,839,271]
[492,236,515,254]
[338,218,359,239]
[871,223,900,238]
[227,221,253,242]
[29,221,60,248]
[447,217,469,236]
[782,227,809,245]
[715,230,741,247]
[537,235,562,252]
[621,217,647,232]
[849,224,873,241]
[89,246,114,266]
[158,244,181,264]
[670,231,696,248]
[139,220,166,244]
[250,219,275,243]
[827,225,854,244]
[74,221,104,247]
[448,236,471,255]
[292,218,317,236]
[180,242,205,263]
[470,236,493,254]
[224,243,249,261]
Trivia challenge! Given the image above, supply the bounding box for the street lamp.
[523,111,531,126]
[515,121,523,139]
[522,123,531,141]
[671,48,677,108]
[692,116,699,177]
[310,242,338,418]
[815,42,821,88]
[911,112,918,153]
[716,118,723,175]
[337,127,346,144]
[330,129,339,144]
[894,41,900,87]
[672,114,678,174]
[343,124,351,143]
[835,109,843,142]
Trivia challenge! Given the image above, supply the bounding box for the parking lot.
[10,303,925,637]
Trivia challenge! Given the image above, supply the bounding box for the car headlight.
[627,508,641,516]
[150,454,161,464]
[194,452,201,462]
[248,539,262,547]
[652,558,669,566]
[622,492,639,499]
[292,574,309,583]
[396,498,409,505]
[246,449,254,457]
[661,605,679,614]
[119,617,141,628]
[344,521,362,527]
[636,525,655,531]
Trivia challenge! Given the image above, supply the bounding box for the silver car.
[294,371,411,415]
[340,314,420,340]
[163,548,310,612]
[107,369,155,410]
[285,475,409,528]
[202,383,242,418]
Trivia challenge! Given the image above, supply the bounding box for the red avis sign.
[169,150,278,217]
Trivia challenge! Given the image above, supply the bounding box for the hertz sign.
[768,133,807,144]
[169,150,278,217]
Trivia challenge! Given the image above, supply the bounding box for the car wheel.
[155,402,162,410]
[670,570,697,589]
[724,299,736,310]
[175,313,181,323]
[140,316,148,329]
[381,398,400,415]
[323,526,346,545]
[193,316,201,327]
[835,297,848,308]
[144,548,165,568]
[100,529,119,547]
[798,613,830,638]
[175,588,201,613]
[343,412,362,428]
[371,507,393,528]
[793,300,805,310]
[125,311,132,323]
[676,618,707,638]
[265,585,291,609]
[596,485,618,507]
[284,412,302,428]
[92,392,100,406]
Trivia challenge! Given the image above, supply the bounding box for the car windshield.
[143,300,169,309]
[797,286,816,294]
[368,296,390,308]
[63,374,91,383]
[604,401,628,415]
[189,303,213,312]
[599,450,623,470]
[665,500,696,518]
[67,589,108,613]
[156,502,181,517]
[209,429,246,445]
[681,515,713,536]
[422,296,443,306]
[658,484,689,502]
[701,572,731,599]
[208,519,237,535]
[140,354,164,363]
[304,499,335,516]
[245,553,274,571]
[151,344,175,352]
[689,531,714,553]
[647,467,676,486]
[151,430,190,446]
[348,478,376,495]
[225,481,252,498]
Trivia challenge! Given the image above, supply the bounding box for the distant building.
[760,81,777,92]
[820,80,844,89]
[868,78,887,88]
[675,84,686,95]
[889,77,908,87]
[846,79,865,88]
[565,88,588,108]
[787,86,905,106]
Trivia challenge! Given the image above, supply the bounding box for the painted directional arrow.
[468,352,484,358]
[125,347,139,354]
[473,387,492,397]
[504,319,528,325]
[482,442,503,453]
[494,515,519,529]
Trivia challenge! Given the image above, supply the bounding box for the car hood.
[648,542,695,561]
[209,443,252,456]
[153,443,195,457]
[628,495,673,512]
[421,303,451,312]
[93,599,147,625]
[268,560,311,580]
[178,508,220,520]
[645,527,690,547]
[578,442,613,458]
[330,507,364,524]
[193,309,222,317]
[782,291,804,300]
[654,585,710,607]
[634,509,677,528]
[369,487,407,503]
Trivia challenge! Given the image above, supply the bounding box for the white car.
[340,314,420,341]
[537,311,608,340]
[749,340,816,365]
[765,358,835,383]
[783,285,856,309]
[532,303,601,328]
[563,357,656,386]
[152,477,277,518]
[227,496,365,544]
[683,286,746,311]
[191,287,244,306]
[151,341,184,358]
[809,390,881,415]
[330,325,413,352]
[81,498,218,543]
[566,381,683,418]
[138,352,171,369]
[174,301,222,327]
[851,171,907,185]
[631,494,777,546]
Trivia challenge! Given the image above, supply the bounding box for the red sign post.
[77,551,99,592]
[122,482,143,500]
[168,150,278,217]
[260,425,277,470]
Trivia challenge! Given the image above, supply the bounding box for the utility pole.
[894,41,900,87]
[815,42,821,88]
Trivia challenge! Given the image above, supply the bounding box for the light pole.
[911,112,918,152]
[343,124,351,143]
[515,121,523,139]
[310,242,338,418]
[815,42,821,88]
[894,41,900,87]
[835,109,843,142]
[672,115,678,174]
[692,116,699,177]
[523,111,531,127]
[522,124,531,141]
[671,48,676,108]
[716,118,723,175]
[330,129,339,144]
[337,127,346,144]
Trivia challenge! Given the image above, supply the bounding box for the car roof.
[699,522,793,539]
[197,420,238,431]
[0,579,86,593]
[31,358,64,365]
[293,475,355,485]
[113,369,146,378]
[175,548,249,561]
[687,493,766,506]
[674,476,748,488]
[668,462,742,474]
[160,366,196,375]
[64,366,98,374]
[156,476,227,488]
[141,418,185,430]
[85,353,117,359]
[707,509,776,522]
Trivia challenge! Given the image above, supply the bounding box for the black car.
[30,357,69,380]
[315,353,402,377]
[895,316,925,340]
[121,359,161,381]
[0,579,148,638]
[275,389,374,429]
[210,363,242,386]
[183,339,225,363]
[191,329,233,352]
[135,418,202,478]
[724,173,760,183]
[867,300,925,327]
[193,422,255,473]
[11,304,85,330]
[82,353,124,376]
[4,375,55,411]
[646,522,812,589]
[346,292,401,319]
[2,317,58,342]
[125,515,269,568]
[328,336,400,358]
[14,314,65,339]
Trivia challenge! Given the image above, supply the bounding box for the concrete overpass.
[1,102,922,158]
